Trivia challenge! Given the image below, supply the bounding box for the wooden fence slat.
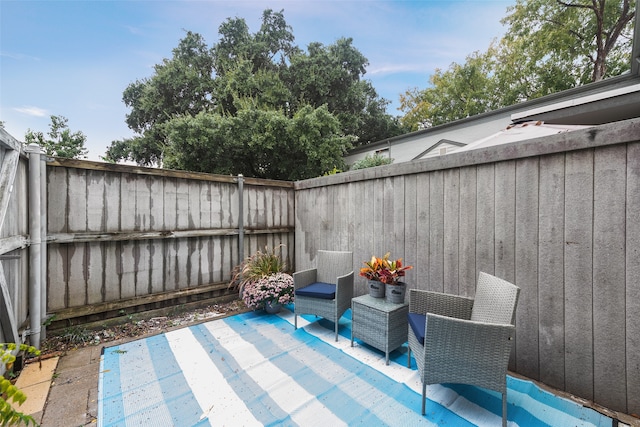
[458,166,476,296]
[105,172,121,231]
[415,174,430,291]
[87,170,104,232]
[429,171,444,291]
[403,175,418,293]
[494,160,516,284]
[538,153,566,390]
[68,242,86,306]
[514,157,540,379]
[476,163,495,277]
[68,169,87,233]
[564,149,595,401]
[625,142,640,415]
[593,145,627,411]
[47,167,67,233]
[443,168,460,294]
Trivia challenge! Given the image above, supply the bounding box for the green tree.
[502,0,635,84]
[24,115,87,159]
[163,104,353,180]
[350,153,394,170]
[400,0,635,128]
[400,47,500,129]
[105,9,402,176]
[286,38,405,145]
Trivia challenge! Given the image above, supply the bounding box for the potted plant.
[242,272,294,313]
[360,253,412,302]
[231,245,294,313]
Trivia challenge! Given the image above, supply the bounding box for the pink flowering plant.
[242,272,295,310]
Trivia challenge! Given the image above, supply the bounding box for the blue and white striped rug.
[98,307,612,426]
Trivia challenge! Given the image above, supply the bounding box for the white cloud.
[0,51,40,61]
[14,106,49,117]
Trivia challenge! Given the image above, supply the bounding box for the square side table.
[351,294,409,365]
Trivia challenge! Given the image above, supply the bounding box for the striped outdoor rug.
[98,307,612,426]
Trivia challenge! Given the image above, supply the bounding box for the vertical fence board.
[336,182,351,251]
[47,246,66,311]
[415,174,430,290]
[149,175,163,231]
[443,169,460,294]
[515,157,540,379]
[176,179,189,230]
[538,154,566,390]
[86,242,104,305]
[564,149,594,401]
[373,179,385,258]
[188,180,201,230]
[87,171,104,232]
[494,161,516,283]
[593,145,627,410]
[104,173,121,231]
[352,181,368,294]
[135,176,151,231]
[200,181,212,230]
[68,169,87,232]
[429,171,444,291]
[134,239,149,296]
[458,167,476,296]
[476,164,495,278]
[120,173,136,231]
[104,241,120,302]
[119,241,136,299]
[47,168,67,233]
[67,243,86,306]
[403,175,418,292]
[626,142,640,415]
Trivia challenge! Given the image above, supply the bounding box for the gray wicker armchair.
[407,272,520,427]
[293,250,354,341]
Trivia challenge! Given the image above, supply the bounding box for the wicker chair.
[407,272,520,427]
[293,250,354,341]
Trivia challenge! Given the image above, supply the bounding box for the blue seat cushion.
[408,312,426,345]
[295,282,336,300]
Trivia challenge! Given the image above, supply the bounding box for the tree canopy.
[399,0,636,131]
[105,9,405,179]
[24,115,88,159]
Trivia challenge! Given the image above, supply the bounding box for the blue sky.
[1,0,514,161]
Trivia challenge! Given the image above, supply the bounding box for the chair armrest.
[424,313,515,390]
[293,268,317,290]
[409,289,474,320]
[335,271,354,299]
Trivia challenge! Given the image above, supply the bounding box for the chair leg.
[407,347,411,368]
[421,382,427,415]
[294,313,298,330]
[335,321,338,342]
[502,392,507,427]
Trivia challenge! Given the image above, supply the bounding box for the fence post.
[25,144,42,349]
[237,174,244,263]
[39,152,47,341]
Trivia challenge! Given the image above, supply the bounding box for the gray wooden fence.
[3,118,639,415]
[45,159,295,326]
[0,129,29,345]
[294,118,640,415]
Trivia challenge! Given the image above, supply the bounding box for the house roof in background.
[451,121,593,153]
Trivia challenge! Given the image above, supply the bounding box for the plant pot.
[385,281,406,304]
[264,300,282,314]
[368,280,385,298]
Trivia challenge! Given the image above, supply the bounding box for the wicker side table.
[351,294,409,365]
